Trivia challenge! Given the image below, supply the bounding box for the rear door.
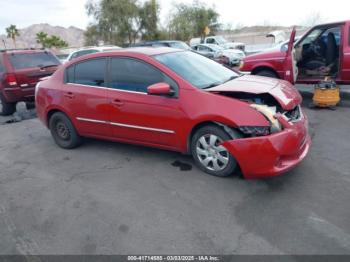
[63,58,111,137]
[8,51,60,97]
[283,27,297,84]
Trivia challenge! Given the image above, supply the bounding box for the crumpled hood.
[207,75,302,110]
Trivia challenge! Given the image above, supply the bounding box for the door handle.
[64,92,75,99]
[112,99,124,107]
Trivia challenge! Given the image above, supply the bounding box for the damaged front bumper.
[222,113,311,179]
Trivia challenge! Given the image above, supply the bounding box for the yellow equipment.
[313,78,340,108]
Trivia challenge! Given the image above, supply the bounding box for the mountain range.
[0,23,85,49]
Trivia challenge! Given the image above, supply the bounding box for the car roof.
[313,20,347,28]
[98,47,182,56]
[65,47,184,65]
[73,46,120,52]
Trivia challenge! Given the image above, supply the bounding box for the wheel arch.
[251,66,279,78]
[46,107,74,128]
[186,121,242,154]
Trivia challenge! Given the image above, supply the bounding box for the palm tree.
[36,32,48,48]
[6,25,20,48]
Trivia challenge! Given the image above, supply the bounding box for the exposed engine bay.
[218,91,302,134]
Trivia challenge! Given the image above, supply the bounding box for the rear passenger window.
[110,58,177,94]
[67,58,106,87]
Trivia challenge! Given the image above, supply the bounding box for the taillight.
[4,73,18,87]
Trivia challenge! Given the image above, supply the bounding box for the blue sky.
[0,0,349,33]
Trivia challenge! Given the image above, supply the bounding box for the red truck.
[0,49,60,115]
[240,21,350,85]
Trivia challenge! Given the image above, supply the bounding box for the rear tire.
[255,70,278,78]
[191,125,240,177]
[0,94,16,116]
[49,112,82,149]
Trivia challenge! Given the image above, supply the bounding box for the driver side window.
[110,58,178,95]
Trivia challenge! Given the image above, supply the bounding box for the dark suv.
[0,49,61,115]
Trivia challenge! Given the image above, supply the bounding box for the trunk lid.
[207,75,302,110]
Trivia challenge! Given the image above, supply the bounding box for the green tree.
[6,24,20,48]
[85,0,161,45]
[86,0,141,45]
[36,32,48,47]
[168,1,219,41]
[139,0,160,40]
[35,32,68,48]
[84,25,101,46]
[47,35,68,48]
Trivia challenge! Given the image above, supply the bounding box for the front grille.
[284,105,302,122]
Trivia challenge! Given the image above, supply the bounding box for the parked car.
[0,48,61,115]
[36,47,310,179]
[65,46,121,62]
[240,21,350,85]
[130,40,191,50]
[192,44,245,66]
[190,36,245,52]
[56,53,69,63]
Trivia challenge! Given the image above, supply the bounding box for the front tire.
[0,94,16,116]
[191,125,239,177]
[49,112,82,149]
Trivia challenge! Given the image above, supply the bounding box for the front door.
[106,57,184,148]
[63,58,110,137]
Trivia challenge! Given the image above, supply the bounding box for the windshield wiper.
[201,82,222,89]
[223,75,239,84]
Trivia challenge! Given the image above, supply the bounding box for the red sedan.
[35,47,310,179]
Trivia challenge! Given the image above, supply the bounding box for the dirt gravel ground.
[0,99,349,255]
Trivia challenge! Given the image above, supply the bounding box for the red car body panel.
[36,48,311,179]
[223,113,310,179]
[241,21,350,85]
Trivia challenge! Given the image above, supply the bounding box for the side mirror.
[147,82,173,96]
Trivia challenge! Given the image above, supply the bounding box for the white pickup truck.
[190,36,245,52]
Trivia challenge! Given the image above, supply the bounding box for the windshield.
[215,36,228,44]
[169,42,190,50]
[154,51,239,89]
[9,52,60,69]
